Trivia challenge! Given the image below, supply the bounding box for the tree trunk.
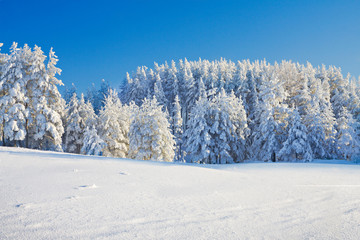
[25,118,29,148]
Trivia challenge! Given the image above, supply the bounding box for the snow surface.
[1,147,360,239]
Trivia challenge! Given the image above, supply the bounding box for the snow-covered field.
[1,147,360,239]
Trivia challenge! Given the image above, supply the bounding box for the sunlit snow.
[1,147,360,239]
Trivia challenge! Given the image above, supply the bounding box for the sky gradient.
[1,0,360,93]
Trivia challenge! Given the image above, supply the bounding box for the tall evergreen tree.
[0,43,28,146]
[128,97,175,162]
[27,47,65,151]
[183,95,211,163]
[154,73,167,108]
[252,73,289,161]
[336,107,359,160]
[78,93,97,128]
[172,95,183,161]
[81,126,106,156]
[98,89,129,158]
[185,89,248,164]
[278,109,312,162]
[64,93,85,153]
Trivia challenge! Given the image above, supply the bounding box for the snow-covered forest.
[1,42,359,163]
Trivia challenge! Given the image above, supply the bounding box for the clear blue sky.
[1,0,360,93]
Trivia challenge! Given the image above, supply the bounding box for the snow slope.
[1,147,360,239]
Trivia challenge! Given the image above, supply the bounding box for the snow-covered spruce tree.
[328,66,350,119]
[178,58,196,129]
[64,93,85,153]
[162,60,179,112]
[242,70,260,159]
[26,46,65,151]
[335,107,359,160]
[183,95,211,163]
[291,72,311,116]
[128,97,175,162]
[224,90,249,161]
[123,67,148,106]
[95,79,111,114]
[184,89,248,164]
[172,95,183,161]
[319,77,337,158]
[0,43,28,147]
[252,73,289,162]
[154,73,167,108]
[78,93,97,128]
[81,126,106,156]
[302,99,326,159]
[278,109,312,162]
[347,79,360,122]
[306,73,336,158]
[208,89,248,163]
[98,89,130,158]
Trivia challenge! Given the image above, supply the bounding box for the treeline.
[1,42,359,163]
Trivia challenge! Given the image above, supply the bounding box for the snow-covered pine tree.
[64,93,85,153]
[27,47,65,151]
[336,107,359,160]
[306,72,336,158]
[98,89,130,158]
[319,77,337,158]
[243,70,260,159]
[252,72,289,162]
[302,99,326,159]
[184,89,248,164]
[2,83,27,147]
[0,43,28,147]
[95,79,111,113]
[208,89,248,163]
[78,93,97,128]
[347,79,360,122]
[123,67,148,106]
[292,72,311,116]
[81,126,106,156]
[328,66,350,118]
[128,97,175,162]
[278,109,312,162]
[172,95,183,161]
[183,95,211,163]
[163,60,179,112]
[178,58,196,129]
[224,90,249,162]
[154,73,167,108]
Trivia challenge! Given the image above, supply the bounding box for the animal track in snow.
[66,196,80,200]
[15,203,33,209]
[76,184,97,190]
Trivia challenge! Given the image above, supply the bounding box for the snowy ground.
[1,147,360,239]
